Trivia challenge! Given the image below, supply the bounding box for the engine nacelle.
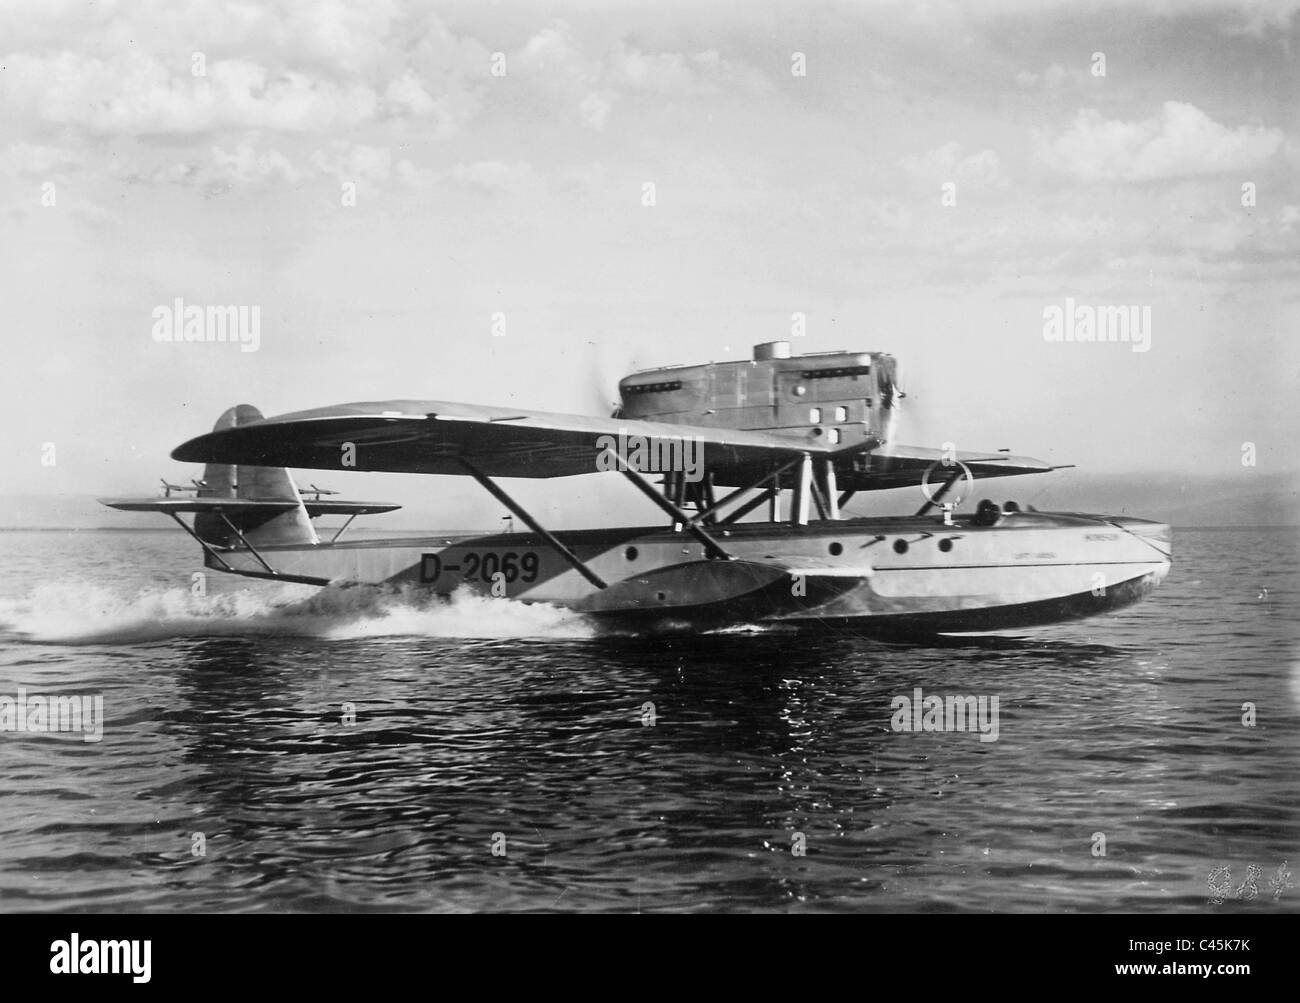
[617,341,899,448]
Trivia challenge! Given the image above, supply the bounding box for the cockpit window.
[625,380,682,394]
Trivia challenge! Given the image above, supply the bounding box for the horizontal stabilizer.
[99,498,400,517]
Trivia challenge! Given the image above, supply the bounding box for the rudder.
[194,405,319,547]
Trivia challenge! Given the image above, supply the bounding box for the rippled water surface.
[0,528,1297,912]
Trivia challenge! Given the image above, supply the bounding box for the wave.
[0,581,596,645]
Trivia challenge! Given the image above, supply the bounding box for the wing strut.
[216,512,279,575]
[914,466,967,516]
[458,459,608,590]
[720,485,780,525]
[601,452,732,560]
[165,513,236,573]
[692,456,804,526]
[821,460,840,520]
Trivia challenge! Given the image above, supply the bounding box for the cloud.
[0,136,300,193]
[1,51,380,134]
[310,143,393,190]
[132,161,204,187]
[507,20,769,131]
[212,141,301,184]
[0,143,81,177]
[1037,101,1285,182]
[447,161,540,195]
[384,72,438,117]
[0,6,482,139]
[394,158,438,186]
[1053,215,1116,241]
[900,141,1006,188]
[1218,0,1300,39]
[605,43,765,95]
[0,9,761,152]
[579,91,615,130]
[259,0,400,74]
[1016,64,1069,89]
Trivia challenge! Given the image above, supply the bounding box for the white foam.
[0,581,595,645]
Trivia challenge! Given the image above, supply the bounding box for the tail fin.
[193,405,319,548]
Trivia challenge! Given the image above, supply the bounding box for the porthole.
[793,385,807,397]
[938,538,954,553]
[828,542,843,556]
[893,539,908,554]
[625,546,639,560]
[655,591,667,601]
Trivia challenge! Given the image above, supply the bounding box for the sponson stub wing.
[170,400,867,479]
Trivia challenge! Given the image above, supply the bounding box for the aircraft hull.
[204,509,1171,634]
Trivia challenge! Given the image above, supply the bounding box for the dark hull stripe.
[788,571,1163,635]
[875,560,1163,571]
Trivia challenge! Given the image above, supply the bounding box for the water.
[0,527,1296,912]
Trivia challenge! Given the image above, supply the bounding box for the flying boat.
[102,341,1171,633]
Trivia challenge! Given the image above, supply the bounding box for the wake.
[0,581,596,645]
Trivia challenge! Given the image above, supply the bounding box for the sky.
[1,0,1297,529]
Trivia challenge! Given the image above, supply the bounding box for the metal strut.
[915,466,967,516]
[167,513,235,572]
[686,480,750,526]
[701,456,804,527]
[821,460,840,520]
[721,485,779,526]
[602,451,732,560]
[330,513,358,543]
[809,473,830,521]
[216,511,278,575]
[791,453,813,526]
[458,459,608,589]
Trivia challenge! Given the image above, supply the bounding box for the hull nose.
[1095,516,1172,602]
[1106,517,1173,564]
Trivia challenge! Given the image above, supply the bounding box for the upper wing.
[170,400,865,479]
[169,399,1057,489]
